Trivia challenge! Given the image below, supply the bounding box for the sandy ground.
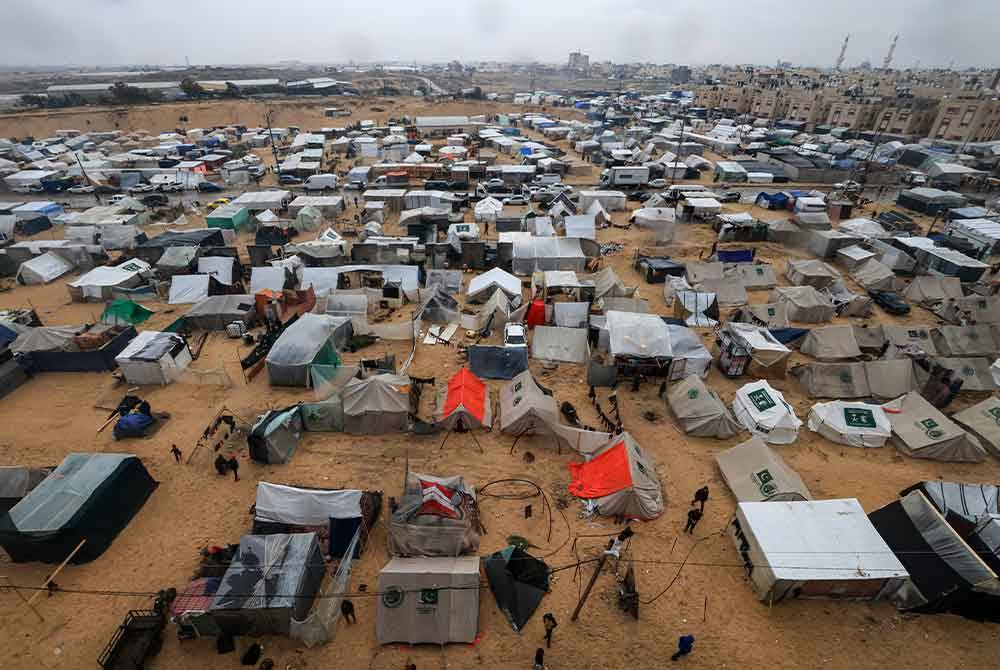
[0,102,999,670]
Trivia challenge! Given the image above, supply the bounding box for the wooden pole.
[25,539,87,608]
[570,539,613,622]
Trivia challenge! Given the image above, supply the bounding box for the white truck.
[599,166,650,187]
[304,173,339,191]
[345,167,372,190]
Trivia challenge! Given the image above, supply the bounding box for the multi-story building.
[872,98,939,137]
[782,89,828,127]
[927,96,1000,143]
[825,98,880,130]
[567,52,589,72]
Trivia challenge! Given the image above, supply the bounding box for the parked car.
[13,185,43,194]
[95,184,121,195]
[206,198,231,211]
[504,322,527,348]
[141,194,169,208]
[197,181,223,193]
[502,195,528,206]
[869,290,911,316]
[424,179,452,190]
[109,194,128,204]
[648,178,667,189]
[278,174,303,185]
[158,182,184,192]
[247,165,266,178]
[68,185,95,194]
[483,178,505,189]
[717,191,742,203]
[630,191,653,203]
[129,183,156,194]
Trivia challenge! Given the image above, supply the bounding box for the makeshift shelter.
[510,237,586,275]
[468,345,529,380]
[184,294,255,331]
[667,375,743,439]
[206,204,250,231]
[853,325,886,354]
[16,251,74,285]
[807,400,892,448]
[785,259,840,289]
[11,324,137,373]
[115,331,192,385]
[732,303,790,329]
[882,325,938,356]
[341,374,411,435]
[673,289,720,326]
[252,483,380,560]
[717,322,793,379]
[498,371,611,455]
[467,267,521,303]
[800,325,862,360]
[731,499,908,603]
[886,391,986,462]
[67,259,151,302]
[924,357,998,392]
[953,397,1000,457]
[732,380,802,444]
[417,288,459,325]
[266,314,347,387]
[851,258,900,292]
[567,432,663,520]
[715,437,811,502]
[0,453,156,564]
[436,368,492,431]
[210,532,326,636]
[168,274,212,305]
[484,546,550,632]
[155,246,198,277]
[904,275,963,307]
[377,556,481,644]
[387,471,480,557]
[771,286,836,323]
[100,299,153,327]
[248,405,304,464]
[531,326,588,364]
[869,491,1000,621]
[729,263,777,289]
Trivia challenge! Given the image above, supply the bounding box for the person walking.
[691,486,709,512]
[170,444,182,462]
[542,613,557,648]
[227,456,239,482]
[532,647,545,670]
[671,634,695,661]
[341,598,357,624]
[684,507,702,534]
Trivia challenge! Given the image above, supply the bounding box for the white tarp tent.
[467,267,521,302]
[733,380,802,444]
[807,400,893,448]
[168,274,211,304]
[115,331,192,385]
[17,252,75,285]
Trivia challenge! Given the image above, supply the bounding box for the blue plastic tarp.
[717,249,755,263]
[768,328,809,345]
[113,413,155,439]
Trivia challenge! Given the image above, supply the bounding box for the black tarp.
[0,454,156,563]
[27,326,136,373]
[484,546,550,631]
[468,346,528,380]
[869,491,1000,621]
[0,358,27,400]
[135,229,227,264]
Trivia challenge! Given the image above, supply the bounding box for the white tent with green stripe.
[732,380,802,445]
[807,400,892,448]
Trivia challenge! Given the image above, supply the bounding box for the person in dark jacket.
[671,634,695,661]
[684,507,702,534]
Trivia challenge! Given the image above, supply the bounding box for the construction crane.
[836,34,850,71]
[883,34,899,70]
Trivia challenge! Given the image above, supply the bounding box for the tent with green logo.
[732,380,802,444]
[715,436,812,502]
[885,391,986,462]
[667,374,743,439]
[100,299,153,326]
[807,400,892,448]
[952,397,1000,457]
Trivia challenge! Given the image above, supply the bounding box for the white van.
[304,173,339,191]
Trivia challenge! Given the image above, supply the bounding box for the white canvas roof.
[800,325,862,360]
[606,310,671,358]
[733,380,802,444]
[734,499,908,602]
[254,482,362,525]
[807,401,892,448]
[531,326,588,364]
[468,267,521,302]
[16,251,75,285]
[168,274,210,304]
[67,258,149,298]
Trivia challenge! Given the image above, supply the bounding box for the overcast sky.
[4,0,999,69]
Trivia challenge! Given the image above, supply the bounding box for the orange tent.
[567,432,664,520]
[437,368,493,430]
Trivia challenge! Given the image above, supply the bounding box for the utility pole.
[571,528,633,622]
[263,107,281,176]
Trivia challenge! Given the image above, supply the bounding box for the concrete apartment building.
[927,96,1000,143]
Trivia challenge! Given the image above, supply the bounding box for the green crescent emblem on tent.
[748,389,776,412]
[688,389,699,399]
[844,407,876,428]
[839,370,853,383]
[988,407,1000,425]
[382,586,404,608]
[962,366,975,376]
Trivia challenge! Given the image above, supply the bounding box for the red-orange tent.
[525,300,547,328]
[567,432,664,520]
[437,368,493,430]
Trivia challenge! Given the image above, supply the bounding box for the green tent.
[100,300,154,326]
[207,204,250,231]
